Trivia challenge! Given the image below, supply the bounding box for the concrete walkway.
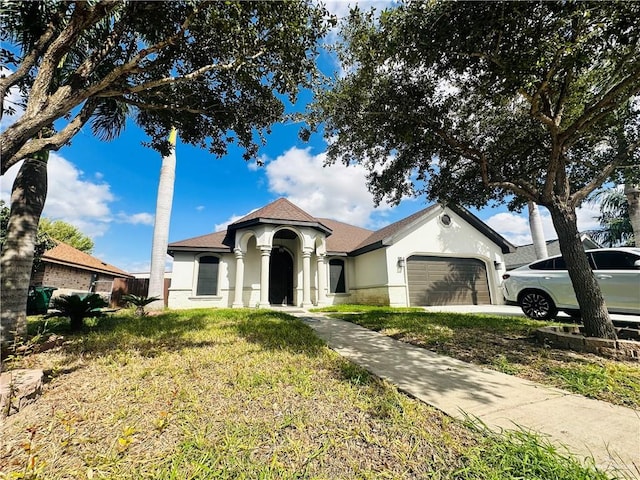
[290,311,640,479]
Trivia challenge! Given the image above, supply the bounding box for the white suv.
[501,248,640,320]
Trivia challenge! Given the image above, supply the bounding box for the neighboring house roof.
[42,242,133,278]
[167,198,515,256]
[504,234,601,269]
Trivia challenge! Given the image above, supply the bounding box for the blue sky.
[0,1,603,274]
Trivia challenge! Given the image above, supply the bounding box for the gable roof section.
[350,204,515,256]
[43,242,132,278]
[167,200,515,257]
[228,198,332,235]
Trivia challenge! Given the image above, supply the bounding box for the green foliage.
[311,0,638,338]
[312,1,639,210]
[38,218,94,253]
[122,294,160,317]
[460,419,610,480]
[589,187,634,247]
[50,293,108,331]
[1,1,334,172]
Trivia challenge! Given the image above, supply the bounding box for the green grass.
[0,309,616,479]
[319,308,640,408]
[310,304,424,313]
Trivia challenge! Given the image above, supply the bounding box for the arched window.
[196,256,219,296]
[329,258,346,293]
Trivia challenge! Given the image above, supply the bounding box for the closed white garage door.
[407,256,491,306]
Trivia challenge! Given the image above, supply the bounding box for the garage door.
[407,256,491,306]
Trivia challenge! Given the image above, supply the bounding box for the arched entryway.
[269,248,294,305]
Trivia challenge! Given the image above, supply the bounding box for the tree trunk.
[547,201,617,339]
[1,154,49,346]
[147,128,177,310]
[624,184,640,247]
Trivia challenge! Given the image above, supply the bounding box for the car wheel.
[519,291,558,320]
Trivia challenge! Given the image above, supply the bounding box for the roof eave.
[42,258,133,278]
[167,246,231,256]
[229,218,333,236]
[448,205,516,254]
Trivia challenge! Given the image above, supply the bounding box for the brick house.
[31,241,133,299]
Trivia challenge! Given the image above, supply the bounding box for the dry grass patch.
[1,309,611,479]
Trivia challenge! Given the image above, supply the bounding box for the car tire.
[519,291,558,320]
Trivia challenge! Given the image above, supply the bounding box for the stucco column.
[258,246,271,308]
[232,248,245,308]
[302,249,312,307]
[316,253,327,305]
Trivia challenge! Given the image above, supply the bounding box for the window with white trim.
[196,255,219,295]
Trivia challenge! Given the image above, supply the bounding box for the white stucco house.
[167,198,515,309]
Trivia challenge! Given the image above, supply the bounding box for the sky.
[0,1,605,274]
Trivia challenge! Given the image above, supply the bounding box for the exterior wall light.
[397,257,405,268]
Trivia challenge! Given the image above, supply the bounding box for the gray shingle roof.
[504,235,601,269]
[168,198,515,257]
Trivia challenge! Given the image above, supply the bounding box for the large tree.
[0,0,333,343]
[39,217,94,253]
[310,1,640,339]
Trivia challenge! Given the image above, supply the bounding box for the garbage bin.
[27,286,58,315]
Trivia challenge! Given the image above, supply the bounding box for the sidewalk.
[292,312,640,479]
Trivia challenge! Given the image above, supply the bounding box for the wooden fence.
[111,278,171,308]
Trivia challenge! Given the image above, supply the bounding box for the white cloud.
[214,212,256,232]
[1,152,153,238]
[485,201,604,247]
[264,146,392,227]
[1,67,25,131]
[195,205,205,212]
[116,212,154,225]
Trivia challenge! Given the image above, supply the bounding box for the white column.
[316,253,327,305]
[232,248,245,308]
[302,249,312,307]
[258,246,271,308]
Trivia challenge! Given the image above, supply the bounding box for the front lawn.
[313,307,640,408]
[1,309,611,479]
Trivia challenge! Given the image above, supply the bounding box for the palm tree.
[50,294,108,331]
[147,128,177,311]
[590,187,634,247]
[0,5,129,345]
[122,294,160,317]
[624,184,639,247]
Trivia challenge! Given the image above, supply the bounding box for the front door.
[269,248,294,305]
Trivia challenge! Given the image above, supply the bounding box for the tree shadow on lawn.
[28,310,217,361]
[221,310,326,357]
[28,309,326,363]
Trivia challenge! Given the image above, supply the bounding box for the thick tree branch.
[561,68,640,144]
[0,18,60,106]
[119,98,210,115]
[571,140,639,207]
[25,1,119,118]
[9,100,98,163]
